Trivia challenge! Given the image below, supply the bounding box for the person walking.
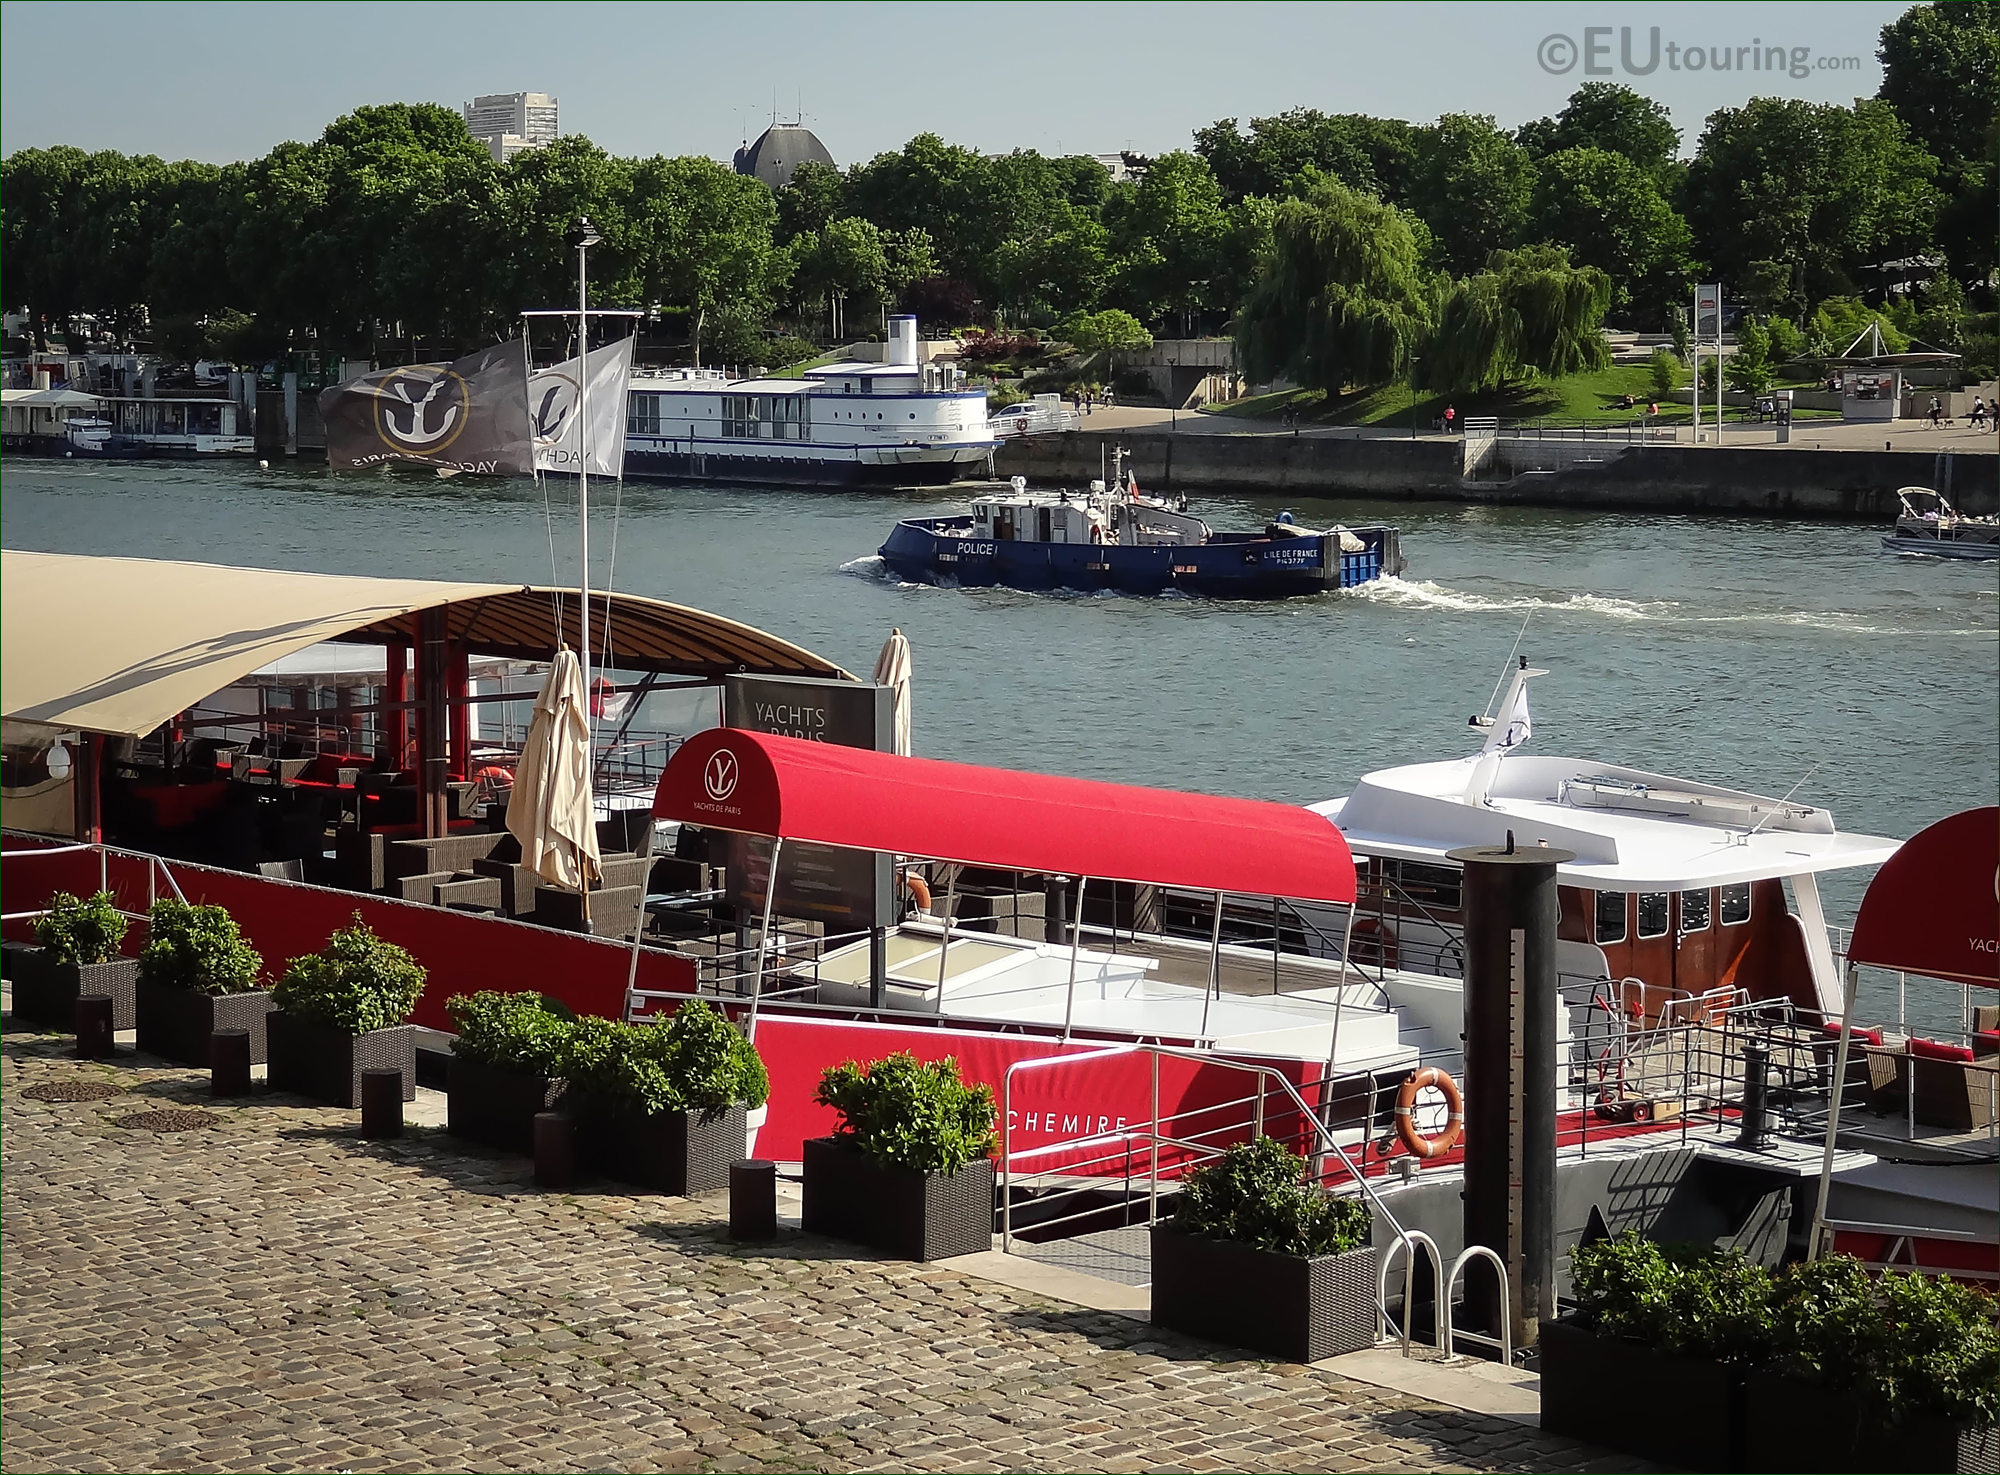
[1973,397,1989,431]
[1928,395,1943,428]
[1443,404,1457,435]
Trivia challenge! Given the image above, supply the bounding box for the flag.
[531,336,634,478]
[320,341,533,475]
[1484,680,1532,753]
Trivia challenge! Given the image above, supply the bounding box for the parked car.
[989,395,1079,438]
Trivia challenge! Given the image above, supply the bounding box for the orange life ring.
[901,872,933,911]
[1394,1066,1464,1159]
[1351,916,1398,970]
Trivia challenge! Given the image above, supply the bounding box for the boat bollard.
[359,1068,404,1139]
[730,1159,778,1242]
[74,994,115,1058]
[1737,1043,1771,1150]
[534,1111,574,1189]
[210,1029,252,1097]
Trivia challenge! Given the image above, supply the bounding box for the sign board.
[1695,286,1722,341]
[719,674,894,931]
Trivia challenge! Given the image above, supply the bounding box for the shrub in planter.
[1151,1136,1378,1363]
[134,898,272,1066]
[15,890,139,1030]
[802,1052,996,1261]
[267,915,424,1107]
[444,990,574,1153]
[561,1000,764,1194]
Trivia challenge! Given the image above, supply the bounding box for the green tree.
[1056,308,1153,353]
[1724,322,1776,394]
[1877,2,1996,168]
[1235,178,1433,395]
[1194,109,1420,205]
[1516,83,1682,178]
[1104,151,1228,329]
[1647,347,1683,397]
[1428,245,1612,392]
[774,159,846,244]
[1407,115,1532,275]
[626,155,784,365]
[1527,147,1692,321]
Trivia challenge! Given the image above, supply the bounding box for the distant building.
[1094,152,1148,184]
[464,92,559,162]
[733,123,835,191]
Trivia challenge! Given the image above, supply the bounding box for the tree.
[1723,322,1776,394]
[626,155,784,365]
[774,160,846,244]
[1194,109,1420,205]
[1527,147,1691,321]
[1647,348,1682,397]
[1516,83,1681,178]
[1407,115,1532,275]
[1103,151,1228,329]
[1235,179,1433,395]
[1877,2,1996,168]
[1428,245,1611,392]
[1056,308,1152,353]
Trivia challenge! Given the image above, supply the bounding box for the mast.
[574,216,602,741]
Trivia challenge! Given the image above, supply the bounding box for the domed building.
[733,124,835,191]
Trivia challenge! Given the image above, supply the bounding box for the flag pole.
[574,218,603,912]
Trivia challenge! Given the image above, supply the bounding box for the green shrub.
[1572,1233,1999,1425]
[272,914,424,1033]
[445,990,574,1074]
[137,898,262,994]
[1172,1136,1371,1258]
[33,890,129,967]
[1647,348,1683,398]
[814,1052,996,1175]
[557,999,767,1115]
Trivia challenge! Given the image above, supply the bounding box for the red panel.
[0,838,693,1028]
[1848,806,1997,988]
[653,727,1356,905]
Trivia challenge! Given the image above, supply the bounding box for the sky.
[1,1,1908,167]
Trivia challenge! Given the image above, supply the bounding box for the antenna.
[1479,611,1534,723]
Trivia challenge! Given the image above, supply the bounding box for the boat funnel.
[888,315,919,367]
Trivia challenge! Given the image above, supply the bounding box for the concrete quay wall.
[994,431,1997,520]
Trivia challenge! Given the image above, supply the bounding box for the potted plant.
[133,899,271,1066]
[444,990,573,1153]
[562,999,766,1195]
[14,890,137,1030]
[802,1051,996,1262]
[1150,1136,1377,1363]
[266,915,425,1107]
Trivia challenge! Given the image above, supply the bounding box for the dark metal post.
[1043,875,1069,946]
[417,608,449,838]
[1738,1043,1770,1150]
[72,733,103,844]
[210,1029,252,1097]
[730,1158,778,1241]
[360,1068,404,1138]
[534,1111,574,1188]
[74,993,114,1057]
[1449,838,1572,1353]
[868,926,888,1010]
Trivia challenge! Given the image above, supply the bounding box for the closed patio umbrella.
[506,648,602,900]
[871,627,913,757]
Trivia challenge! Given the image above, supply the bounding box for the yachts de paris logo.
[320,341,534,475]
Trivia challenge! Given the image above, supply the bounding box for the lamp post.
[572,214,602,728]
[1170,356,1180,431]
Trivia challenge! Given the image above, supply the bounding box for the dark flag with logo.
[319,341,533,475]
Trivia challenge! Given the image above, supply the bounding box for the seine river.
[5,455,1994,1012]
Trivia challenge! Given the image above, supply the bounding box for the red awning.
[653,727,1356,905]
[1847,806,1997,988]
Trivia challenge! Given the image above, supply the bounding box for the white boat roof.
[800,361,923,379]
[1312,752,1900,890]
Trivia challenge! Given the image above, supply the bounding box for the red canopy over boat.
[1846,805,1997,988]
[651,727,1356,905]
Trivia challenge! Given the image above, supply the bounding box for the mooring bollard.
[74,993,115,1059]
[1738,1043,1771,1150]
[359,1068,403,1139]
[534,1111,573,1189]
[730,1158,778,1242]
[210,1028,252,1097]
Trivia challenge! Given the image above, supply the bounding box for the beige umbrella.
[871,627,913,757]
[506,648,602,898]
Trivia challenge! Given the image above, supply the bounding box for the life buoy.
[472,764,514,800]
[901,872,933,912]
[1394,1066,1464,1159]
[1350,917,1398,970]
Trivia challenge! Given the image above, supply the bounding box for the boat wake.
[838,554,925,590]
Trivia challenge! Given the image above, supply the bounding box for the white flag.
[530,336,634,478]
[1484,680,1532,753]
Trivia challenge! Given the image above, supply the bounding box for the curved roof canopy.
[1,550,848,739]
[733,124,835,190]
[1848,806,1997,988]
[652,727,1357,905]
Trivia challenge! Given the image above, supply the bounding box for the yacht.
[1882,486,1998,560]
[620,315,994,488]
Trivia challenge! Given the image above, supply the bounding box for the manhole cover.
[112,1108,218,1132]
[23,1080,124,1102]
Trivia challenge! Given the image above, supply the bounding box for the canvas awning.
[1846,806,1997,988]
[1,550,850,739]
[652,726,1357,904]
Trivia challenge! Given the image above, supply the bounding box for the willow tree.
[1234,178,1432,396]
[1427,245,1611,393]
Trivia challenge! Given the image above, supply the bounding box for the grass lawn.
[1201,363,1840,427]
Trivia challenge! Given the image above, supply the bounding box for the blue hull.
[878,519,1404,598]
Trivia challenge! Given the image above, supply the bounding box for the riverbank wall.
[993,432,1998,520]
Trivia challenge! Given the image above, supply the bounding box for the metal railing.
[0,839,187,928]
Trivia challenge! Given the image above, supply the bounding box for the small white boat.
[1882,487,1998,560]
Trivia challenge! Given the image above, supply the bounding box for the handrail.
[1377,1230,1445,1357]
[1442,1245,1513,1364]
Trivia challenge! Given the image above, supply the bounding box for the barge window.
[1720,883,1752,926]
[1594,890,1626,945]
[1380,859,1463,911]
[1637,892,1670,939]
[1679,889,1711,932]
[627,394,660,435]
[722,395,761,438]
[767,396,808,440]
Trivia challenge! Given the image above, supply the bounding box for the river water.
[5,457,1995,1015]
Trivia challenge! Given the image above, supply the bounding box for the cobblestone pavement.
[2,1030,1643,1474]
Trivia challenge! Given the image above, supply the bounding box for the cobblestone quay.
[2,1029,1641,1473]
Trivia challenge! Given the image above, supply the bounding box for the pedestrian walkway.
[1,1025,1641,1474]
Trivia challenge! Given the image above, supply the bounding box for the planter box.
[9,951,138,1031]
[800,1136,994,1262]
[572,1097,744,1195]
[1742,1367,1998,1475]
[1540,1318,1743,1471]
[447,1054,564,1155]
[1150,1224,1378,1364]
[134,979,276,1066]
[265,1012,416,1108]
